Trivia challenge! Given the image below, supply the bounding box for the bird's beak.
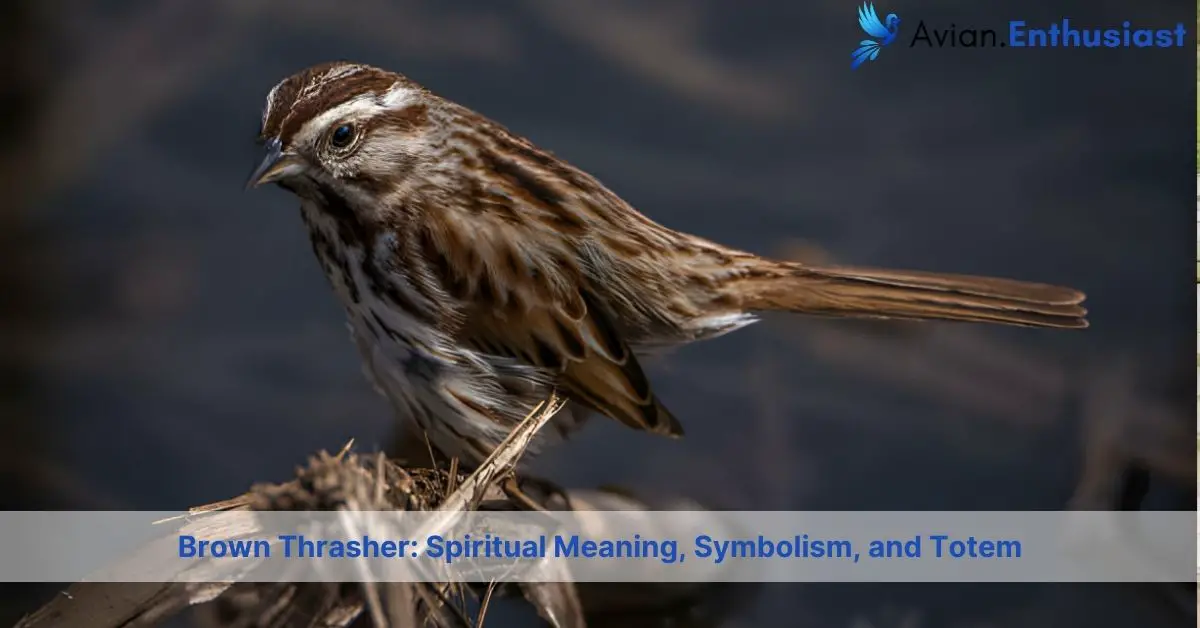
[246,138,304,189]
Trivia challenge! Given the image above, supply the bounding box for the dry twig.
[16,397,571,628]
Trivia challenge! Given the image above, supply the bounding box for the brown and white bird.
[248,62,1087,466]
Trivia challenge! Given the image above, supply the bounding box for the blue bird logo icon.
[851,2,901,69]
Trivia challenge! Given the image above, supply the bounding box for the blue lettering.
[1007,20,1187,49]
[425,535,444,559]
[1008,21,1025,47]
[278,534,297,557]
[179,535,196,558]
[180,535,269,558]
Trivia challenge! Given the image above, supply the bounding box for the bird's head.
[885,14,901,30]
[247,62,439,203]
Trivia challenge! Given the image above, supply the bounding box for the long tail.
[732,262,1087,329]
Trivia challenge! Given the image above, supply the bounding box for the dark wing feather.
[416,214,682,437]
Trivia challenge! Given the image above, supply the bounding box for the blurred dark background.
[0,0,1195,626]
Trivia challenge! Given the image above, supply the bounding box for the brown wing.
[412,214,682,437]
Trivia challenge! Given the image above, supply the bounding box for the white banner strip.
[0,511,1191,583]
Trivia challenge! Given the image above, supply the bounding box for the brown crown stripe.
[261,78,301,138]
[273,71,399,144]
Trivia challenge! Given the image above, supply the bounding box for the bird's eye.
[330,124,355,149]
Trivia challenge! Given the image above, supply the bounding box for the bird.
[852,2,901,69]
[247,62,1087,467]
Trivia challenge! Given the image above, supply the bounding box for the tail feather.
[736,262,1088,329]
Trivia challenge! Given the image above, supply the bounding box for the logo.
[851,2,901,69]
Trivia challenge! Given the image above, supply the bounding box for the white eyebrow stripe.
[382,82,414,108]
[293,85,419,143]
[305,94,378,137]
